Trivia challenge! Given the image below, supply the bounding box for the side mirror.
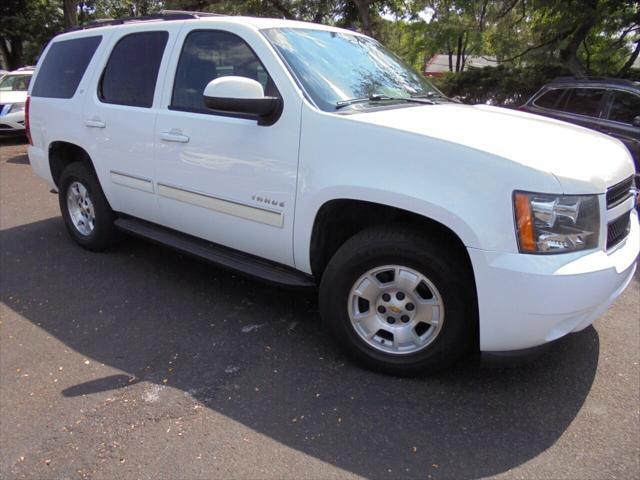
[633,115,640,127]
[203,76,282,126]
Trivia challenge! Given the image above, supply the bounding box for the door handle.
[160,130,189,143]
[85,117,106,129]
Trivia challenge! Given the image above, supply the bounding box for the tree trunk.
[455,34,462,72]
[63,0,78,30]
[313,0,329,23]
[422,52,430,76]
[558,2,598,77]
[460,32,469,72]
[268,1,296,19]
[353,0,374,36]
[619,39,640,77]
[0,37,23,71]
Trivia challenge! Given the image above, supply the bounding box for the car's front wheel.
[319,226,477,375]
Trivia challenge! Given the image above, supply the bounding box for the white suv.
[0,66,33,134]
[27,11,639,374]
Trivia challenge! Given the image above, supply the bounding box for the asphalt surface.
[1,138,639,480]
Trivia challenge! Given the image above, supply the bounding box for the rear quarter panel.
[27,29,116,188]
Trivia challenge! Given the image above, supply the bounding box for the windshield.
[262,28,444,112]
[0,74,31,92]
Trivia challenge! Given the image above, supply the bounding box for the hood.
[0,90,27,105]
[350,103,635,193]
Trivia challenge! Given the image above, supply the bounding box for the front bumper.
[0,111,25,132]
[469,208,639,352]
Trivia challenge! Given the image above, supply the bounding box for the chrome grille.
[607,213,631,250]
[606,176,634,209]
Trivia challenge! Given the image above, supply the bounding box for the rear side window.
[533,88,564,109]
[607,91,640,125]
[99,31,168,108]
[31,36,101,99]
[562,88,605,118]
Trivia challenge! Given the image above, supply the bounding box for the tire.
[58,161,117,251]
[319,225,477,376]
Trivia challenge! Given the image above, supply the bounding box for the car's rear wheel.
[319,225,477,375]
[58,162,116,251]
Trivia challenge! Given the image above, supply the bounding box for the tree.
[484,0,640,77]
[63,0,78,29]
[0,0,25,70]
[0,0,63,69]
[1,0,638,80]
[352,0,375,35]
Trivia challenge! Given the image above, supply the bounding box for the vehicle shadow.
[4,154,29,165]
[0,217,601,479]
[0,136,28,147]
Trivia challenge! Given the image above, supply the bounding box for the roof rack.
[550,76,637,87]
[72,9,223,31]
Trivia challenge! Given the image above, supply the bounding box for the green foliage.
[378,18,430,71]
[482,0,639,76]
[0,0,64,69]
[86,1,165,19]
[1,0,638,102]
[433,64,570,106]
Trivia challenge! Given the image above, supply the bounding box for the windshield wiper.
[335,93,435,110]
[411,91,443,99]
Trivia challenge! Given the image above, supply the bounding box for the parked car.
[0,66,34,135]
[520,77,640,174]
[26,11,639,375]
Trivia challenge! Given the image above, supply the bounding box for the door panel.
[154,27,302,266]
[602,89,640,169]
[83,26,177,224]
[549,87,608,130]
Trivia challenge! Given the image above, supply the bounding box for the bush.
[624,69,640,81]
[432,64,571,107]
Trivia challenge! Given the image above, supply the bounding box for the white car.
[0,67,33,134]
[26,11,639,374]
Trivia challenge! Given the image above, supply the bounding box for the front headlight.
[513,191,600,253]
[7,102,25,113]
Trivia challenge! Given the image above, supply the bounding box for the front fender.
[293,106,562,272]
[293,186,480,273]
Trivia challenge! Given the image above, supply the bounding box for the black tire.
[58,161,117,251]
[319,225,477,376]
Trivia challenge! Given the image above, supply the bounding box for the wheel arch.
[48,141,97,188]
[307,196,477,282]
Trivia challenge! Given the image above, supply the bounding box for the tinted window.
[31,36,101,98]
[100,31,168,108]
[608,91,640,125]
[562,88,605,117]
[172,30,277,111]
[533,88,564,109]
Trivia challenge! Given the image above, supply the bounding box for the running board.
[114,217,316,288]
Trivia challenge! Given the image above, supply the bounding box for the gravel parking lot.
[1,138,639,480]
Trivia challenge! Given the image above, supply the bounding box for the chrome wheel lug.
[401,315,410,323]
[377,306,386,314]
[387,316,396,324]
[382,293,391,302]
[396,292,405,300]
